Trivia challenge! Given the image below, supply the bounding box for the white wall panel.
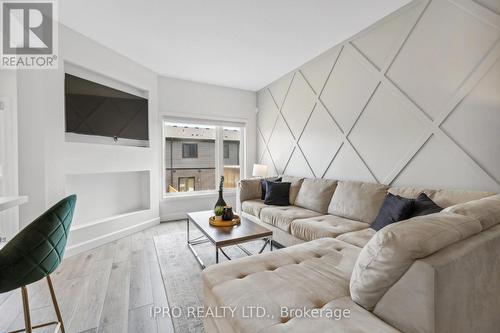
[387,0,499,119]
[257,0,500,192]
[321,47,380,132]
[301,46,341,94]
[260,149,278,177]
[268,72,293,109]
[441,58,500,182]
[257,128,267,162]
[298,104,343,177]
[473,0,500,15]
[257,89,279,142]
[284,148,314,178]
[349,84,427,181]
[352,1,425,70]
[281,73,316,138]
[393,135,497,190]
[267,115,295,174]
[324,144,376,183]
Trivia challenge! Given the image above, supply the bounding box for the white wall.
[0,70,20,240]
[257,0,500,193]
[17,25,160,256]
[158,77,256,220]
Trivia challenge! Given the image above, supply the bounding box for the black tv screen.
[65,73,149,142]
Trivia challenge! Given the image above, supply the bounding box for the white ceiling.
[60,0,411,91]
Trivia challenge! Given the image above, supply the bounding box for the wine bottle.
[214,176,227,212]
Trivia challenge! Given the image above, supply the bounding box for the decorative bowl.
[209,215,241,227]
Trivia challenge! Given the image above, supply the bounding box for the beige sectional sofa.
[203,176,500,333]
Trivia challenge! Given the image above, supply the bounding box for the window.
[164,122,243,195]
[223,127,241,189]
[182,143,198,158]
[178,177,196,192]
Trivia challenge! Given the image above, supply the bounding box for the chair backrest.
[0,195,76,293]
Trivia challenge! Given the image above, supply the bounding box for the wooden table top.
[187,210,272,247]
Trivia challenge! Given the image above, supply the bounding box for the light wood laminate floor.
[0,222,178,333]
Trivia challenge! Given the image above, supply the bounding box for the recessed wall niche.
[66,170,150,226]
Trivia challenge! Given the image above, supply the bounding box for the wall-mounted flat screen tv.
[65,73,149,145]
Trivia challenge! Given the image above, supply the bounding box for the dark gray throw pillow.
[261,177,282,200]
[410,193,442,217]
[264,181,290,206]
[371,193,415,231]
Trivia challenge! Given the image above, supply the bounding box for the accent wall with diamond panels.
[256,0,500,192]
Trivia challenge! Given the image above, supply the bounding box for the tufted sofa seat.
[237,177,495,248]
[259,206,322,233]
[205,193,500,333]
[205,177,500,333]
[203,238,399,333]
[290,215,369,242]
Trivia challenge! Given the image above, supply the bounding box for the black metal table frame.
[186,218,273,269]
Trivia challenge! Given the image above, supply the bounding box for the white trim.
[160,213,188,222]
[65,132,150,147]
[70,208,151,231]
[161,111,248,127]
[162,190,236,200]
[450,0,500,31]
[65,217,160,257]
[0,196,28,212]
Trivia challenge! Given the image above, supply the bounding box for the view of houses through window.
[164,122,241,194]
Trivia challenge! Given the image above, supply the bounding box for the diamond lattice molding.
[257,89,280,143]
[257,0,500,192]
[281,72,317,139]
[298,103,343,178]
[267,115,296,175]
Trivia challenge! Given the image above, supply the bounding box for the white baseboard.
[160,212,188,222]
[65,217,160,257]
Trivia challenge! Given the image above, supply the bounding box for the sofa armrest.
[238,178,261,204]
[373,224,500,333]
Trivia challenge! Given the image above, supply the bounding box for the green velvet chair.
[0,195,76,333]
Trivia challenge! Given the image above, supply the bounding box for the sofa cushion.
[350,212,482,310]
[281,175,304,204]
[264,181,290,206]
[241,199,268,218]
[444,194,500,230]
[239,178,262,202]
[260,206,321,233]
[371,193,415,231]
[430,189,495,208]
[294,179,337,214]
[388,186,435,199]
[410,193,442,217]
[337,228,376,248]
[291,215,368,242]
[328,181,389,223]
[202,238,399,333]
[261,177,282,200]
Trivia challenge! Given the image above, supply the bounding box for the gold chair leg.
[7,281,62,333]
[21,286,32,333]
[46,275,65,333]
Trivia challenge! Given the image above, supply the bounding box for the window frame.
[178,176,196,192]
[162,119,245,198]
[223,142,230,159]
[182,143,198,159]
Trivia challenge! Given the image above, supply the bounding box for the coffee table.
[187,210,273,269]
